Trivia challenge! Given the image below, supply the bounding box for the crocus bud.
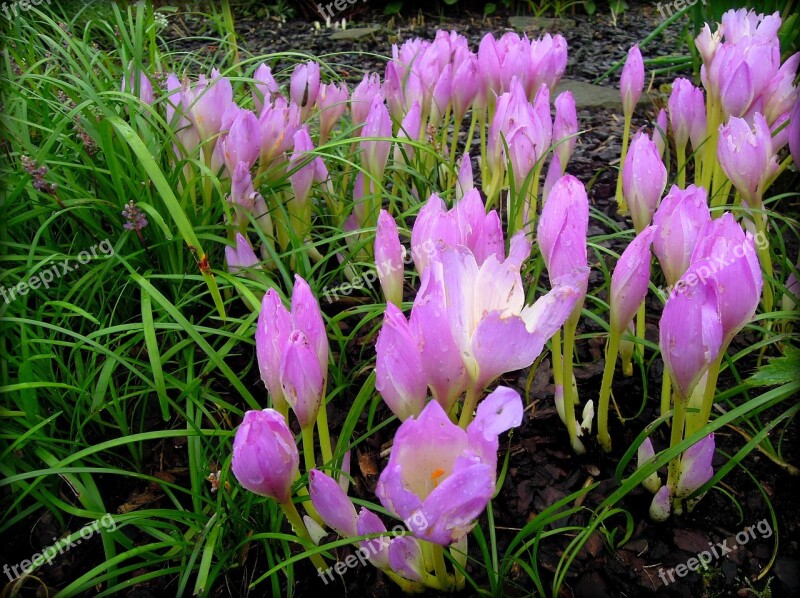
[290,61,320,121]
[184,69,233,143]
[289,127,328,210]
[256,290,292,409]
[429,63,452,128]
[451,53,479,123]
[280,330,324,429]
[637,437,662,494]
[388,537,424,581]
[553,91,578,168]
[609,225,657,335]
[622,131,667,232]
[225,233,259,274]
[375,210,406,307]
[763,53,799,125]
[782,263,799,313]
[316,81,349,143]
[691,213,762,344]
[455,153,474,201]
[360,96,392,183]
[357,508,390,569]
[122,64,154,104]
[290,275,329,376]
[649,485,671,522]
[259,97,301,168]
[309,470,358,537]
[537,174,589,289]
[620,45,644,116]
[231,409,298,503]
[252,63,278,114]
[676,433,714,498]
[375,304,427,421]
[652,185,711,286]
[393,101,422,167]
[351,73,384,128]
[717,113,779,209]
[220,108,262,175]
[666,78,706,149]
[660,260,723,398]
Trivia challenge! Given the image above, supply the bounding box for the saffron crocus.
[637,437,662,494]
[280,330,324,429]
[316,81,349,143]
[675,433,714,499]
[289,127,328,212]
[183,69,233,143]
[351,73,384,128]
[620,45,644,116]
[622,131,667,232]
[256,276,329,419]
[528,33,568,100]
[225,232,259,274]
[360,96,392,185]
[691,213,762,344]
[451,53,479,124]
[309,469,358,537]
[375,304,428,421]
[219,108,262,175]
[668,78,705,155]
[231,409,298,503]
[415,238,584,395]
[597,225,657,451]
[121,64,154,104]
[410,190,504,275]
[252,63,279,114]
[652,185,711,287]
[538,174,588,287]
[375,210,406,307]
[290,61,320,121]
[717,113,779,210]
[259,97,301,169]
[553,91,578,169]
[660,260,723,400]
[375,387,523,546]
[388,537,425,581]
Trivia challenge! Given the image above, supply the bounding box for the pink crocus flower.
[375,387,523,546]
[620,45,644,116]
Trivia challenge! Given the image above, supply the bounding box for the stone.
[554,79,651,110]
[329,26,380,41]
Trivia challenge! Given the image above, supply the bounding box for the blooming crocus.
[553,91,577,168]
[762,53,799,125]
[429,63,453,128]
[121,64,154,104]
[375,387,523,546]
[375,210,406,307]
[451,53,479,123]
[316,82,349,143]
[219,108,262,175]
[622,131,667,232]
[375,304,428,421]
[610,225,657,336]
[660,260,723,399]
[165,74,200,155]
[290,61,320,121]
[351,73,384,128]
[415,239,584,392]
[620,45,644,116]
[252,63,279,114]
[360,96,392,184]
[668,78,706,155]
[652,185,711,286]
[691,213,762,344]
[280,330,324,428]
[289,127,328,212]
[231,409,298,503]
[256,276,329,418]
[259,97,301,169]
[183,69,233,143]
[225,232,259,274]
[309,469,358,537]
[717,113,779,209]
[527,33,568,100]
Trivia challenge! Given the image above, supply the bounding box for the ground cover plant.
[0,1,798,596]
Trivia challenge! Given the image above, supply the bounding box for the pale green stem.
[614,112,632,215]
[301,425,317,474]
[315,400,334,467]
[676,143,686,189]
[561,306,582,453]
[634,300,646,362]
[686,351,724,436]
[660,371,672,421]
[280,499,327,570]
[752,209,774,314]
[597,331,621,452]
[665,387,688,497]
[458,383,480,429]
[431,543,452,591]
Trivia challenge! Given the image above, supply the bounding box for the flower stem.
[752,211,774,314]
[301,424,317,474]
[316,401,334,466]
[561,306,583,454]
[614,112,632,215]
[431,543,452,591]
[666,386,688,505]
[660,371,672,421]
[686,351,723,436]
[280,499,327,570]
[676,143,686,189]
[458,383,480,429]
[597,331,621,452]
[634,299,646,362]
